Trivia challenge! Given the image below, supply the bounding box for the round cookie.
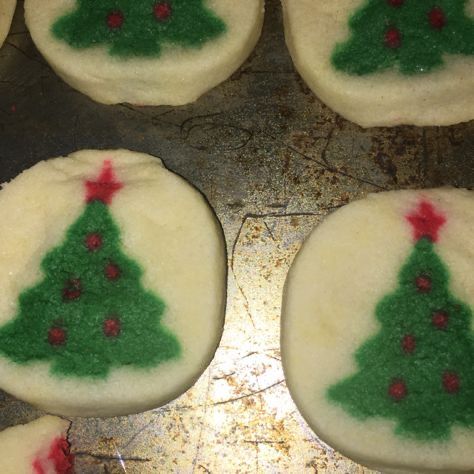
[24,0,264,105]
[282,0,474,127]
[0,416,72,474]
[282,189,474,473]
[0,149,226,417]
[0,0,16,48]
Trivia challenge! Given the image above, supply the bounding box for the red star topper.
[406,200,446,243]
[85,160,123,205]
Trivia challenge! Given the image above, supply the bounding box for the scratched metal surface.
[0,1,473,473]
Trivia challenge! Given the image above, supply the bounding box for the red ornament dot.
[107,10,124,29]
[105,263,121,280]
[387,0,404,6]
[389,379,407,401]
[429,7,446,29]
[63,279,82,301]
[432,311,449,329]
[415,274,432,293]
[85,233,103,251]
[402,334,416,354]
[103,318,121,338]
[385,27,402,49]
[154,2,172,21]
[443,372,460,394]
[48,327,66,346]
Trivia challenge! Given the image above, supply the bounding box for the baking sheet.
[0,1,473,472]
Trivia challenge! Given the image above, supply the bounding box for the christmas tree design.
[51,0,226,58]
[332,0,474,75]
[327,200,474,440]
[0,160,181,379]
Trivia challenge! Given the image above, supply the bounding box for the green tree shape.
[0,162,180,379]
[327,202,474,440]
[332,0,474,75]
[52,0,226,58]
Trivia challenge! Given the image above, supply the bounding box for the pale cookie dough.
[24,0,264,105]
[0,416,72,474]
[0,149,226,417]
[282,189,474,473]
[282,0,474,127]
[0,0,16,48]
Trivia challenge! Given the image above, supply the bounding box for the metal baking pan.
[0,1,472,472]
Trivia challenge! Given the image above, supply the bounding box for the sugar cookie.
[0,149,226,417]
[282,189,474,472]
[282,0,474,126]
[0,416,72,474]
[24,0,264,105]
[0,0,15,48]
